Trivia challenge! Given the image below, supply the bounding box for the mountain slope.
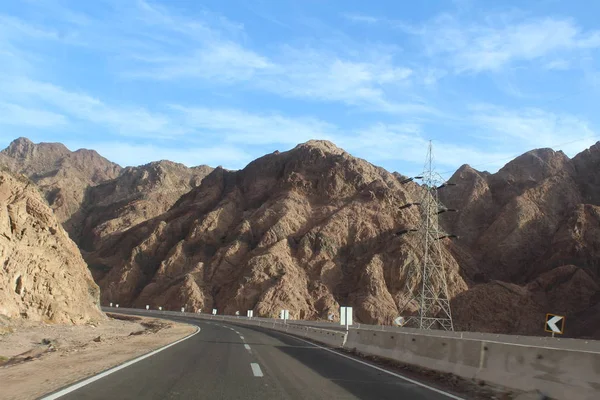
[69,160,212,251]
[86,140,467,323]
[0,168,103,324]
[442,144,600,338]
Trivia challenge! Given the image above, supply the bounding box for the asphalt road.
[47,314,463,400]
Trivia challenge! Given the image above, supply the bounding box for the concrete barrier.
[103,308,599,399]
[344,329,600,400]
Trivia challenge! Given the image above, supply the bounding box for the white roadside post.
[109,303,113,307]
[340,306,353,331]
[181,307,185,313]
[158,306,162,311]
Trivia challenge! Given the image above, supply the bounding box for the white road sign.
[146,305,149,310]
[545,314,565,334]
[247,310,254,318]
[394,316,406,326]
[340,307,353,327]
[235,311,240,316]
[328,314,334,321]
[212,309,217,315]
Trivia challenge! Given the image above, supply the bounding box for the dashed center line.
[240,336,244,340]
[250,363,263,377]
[244,344,251,351]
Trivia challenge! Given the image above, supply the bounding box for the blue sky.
[1,0,600,178]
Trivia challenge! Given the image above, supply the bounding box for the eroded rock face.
[87,141,468,322]
[443,144,600,338]
[69,160,212,251]
[0,138,122,227]
[0,169,103,324]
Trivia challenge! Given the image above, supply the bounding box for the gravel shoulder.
[0,312,196,400]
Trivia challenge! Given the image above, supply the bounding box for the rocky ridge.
[0,138,121,228]
[442,145,600,338]
[86,141,468,324]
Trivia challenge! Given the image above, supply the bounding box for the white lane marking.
[240,336,244,340]
[278,333,465,400]
[41,326,201,400]
[235,331,240,334]
[250,363,264,377]
[244,344,251,351]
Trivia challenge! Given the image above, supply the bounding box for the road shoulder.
[0,313,196,400]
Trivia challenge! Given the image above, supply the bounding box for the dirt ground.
[0,313,196,400]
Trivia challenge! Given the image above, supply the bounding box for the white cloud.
[0,103,68,127]
[0,78,183,137]
[407,14,600,73]
[342,13,379,24]
[544,59,571,70]
[469,104,599,156]
[0,1,430,115]
[169,105,337,145]
[336,123,516,173]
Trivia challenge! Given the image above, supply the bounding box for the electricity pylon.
[397,141,457,331]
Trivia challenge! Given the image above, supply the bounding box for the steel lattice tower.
[399,141,456,331]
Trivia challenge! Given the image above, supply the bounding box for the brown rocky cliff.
[0,137,122,227]
[86,140,467,323]
[0,168,104,324]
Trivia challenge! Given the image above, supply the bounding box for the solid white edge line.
[250,363,264,377]
[40,326,201,400]
[244,344,251,350]
[278,332,466,400]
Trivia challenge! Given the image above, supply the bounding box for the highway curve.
[44,314,463,400]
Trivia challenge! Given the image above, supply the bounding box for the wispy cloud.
[0,78,182,137]
[469,104,599,156]
[169,105,337,145]
[342,13,379,24]
[404,14,600,73]
[337,123,516,174]
[0,102,68,128]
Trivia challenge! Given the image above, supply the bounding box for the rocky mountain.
[0,168,103,324]
[441,145,600,338]
[3,136,599,338]
[85,141,468,324]
[0,139,212,249]
[69,160,213,251]
[0,138,122,229]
